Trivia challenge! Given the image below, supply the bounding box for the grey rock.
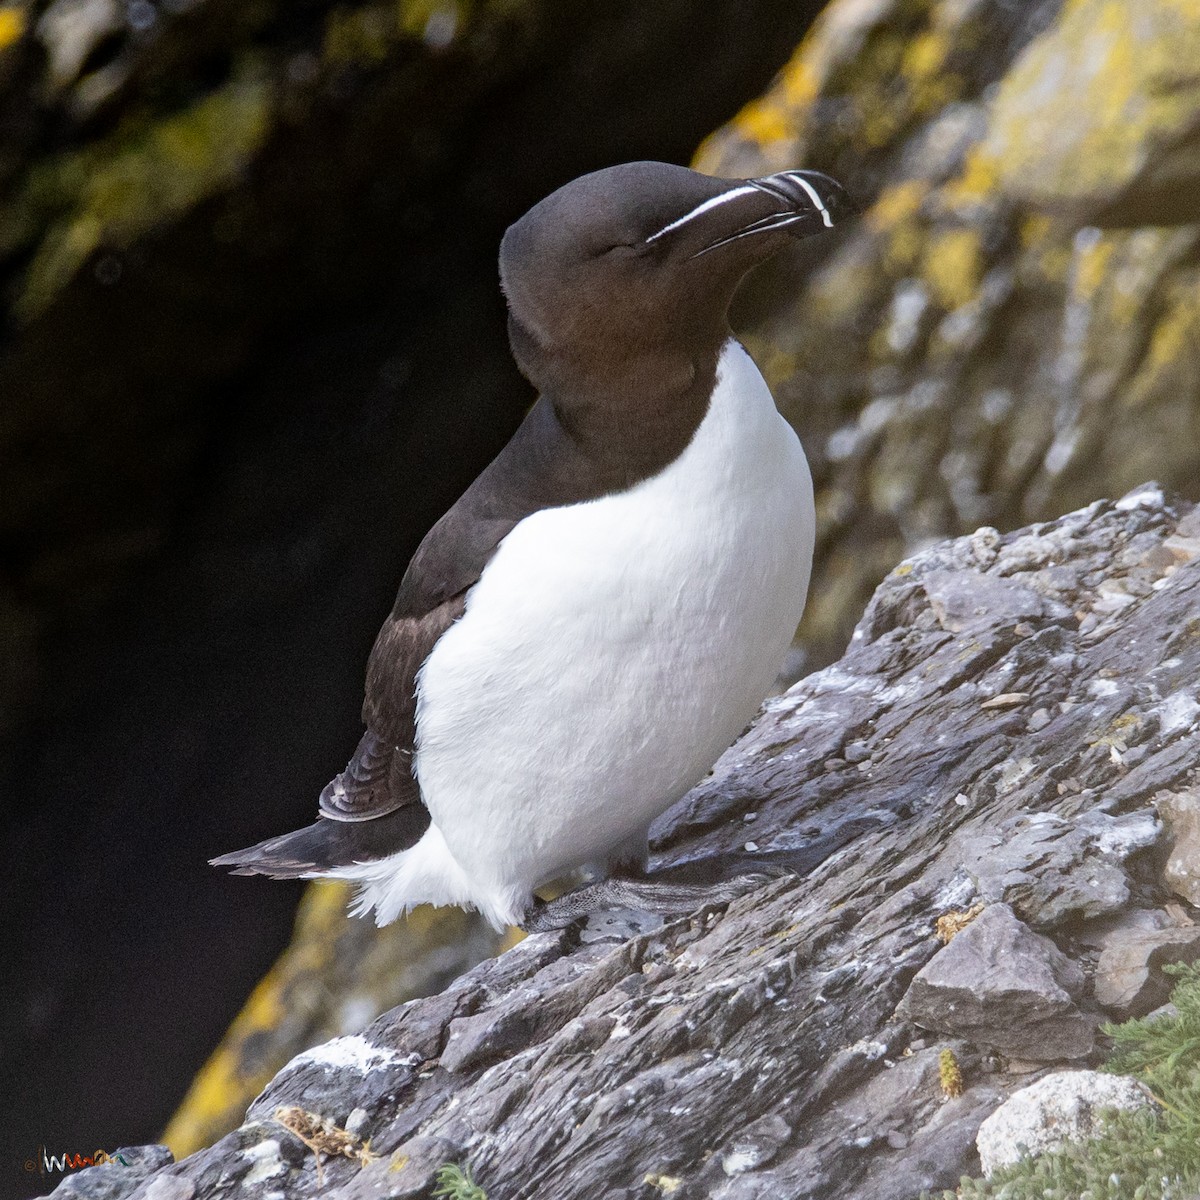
[721,1114,792,1175]
[897,904,1095,1060]
[1094,925,1200,1018]
[32,492,1198,1200]
[1159,789,1200,906]
[137,1181,194,1200]
[950,809,1161,929]
[921,569,1069,634]
[35,1147,174,1200]
[975,1071,1151,1176]
[1075,907,1175,948]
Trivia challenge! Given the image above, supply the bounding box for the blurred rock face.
[698,0,1200,665]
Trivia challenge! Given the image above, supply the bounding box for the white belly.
[348,339,814,930]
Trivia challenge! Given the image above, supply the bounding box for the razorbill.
[212,161,850,931]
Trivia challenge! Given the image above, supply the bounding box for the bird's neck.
[509,313,728,485]
[551,343,722,484]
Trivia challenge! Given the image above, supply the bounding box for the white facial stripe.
[645,185,761,243]
[786,173,834,228]
[689,209,813,258]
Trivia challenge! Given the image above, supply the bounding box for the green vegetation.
[923,963,1200,1200]
[433,1162,488,1200]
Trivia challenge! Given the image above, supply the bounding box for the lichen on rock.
[696,0,1200,667]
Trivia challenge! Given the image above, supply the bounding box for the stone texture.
[975,1070,1151,1177]
[948,809,1161,930]
[897,904,1095,1061]
[696,0,1200,670]
[32,489,1200,1200]
[1093,924,1200,1019]
[980,0,1200,225]
[1159,788,1200,906]
[34,1146,174,1200]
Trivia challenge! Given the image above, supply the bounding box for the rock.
[36,1146,174,1200]
[1158,788,1200,906]
[1093,925,1200,1019]
[979,0,1200,225]
[1075,907,1176,949]
[948,809,1161,930]
[721,1114,792,1176]
[897,904,1095,1061]
[975,1070,1151,1176]
[696,0,1200,672]
[29,491,1195,1200]
[919,569,1070,635]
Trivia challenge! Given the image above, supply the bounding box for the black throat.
[506,309,724,492]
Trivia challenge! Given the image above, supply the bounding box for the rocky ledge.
[39,484,1200,1200]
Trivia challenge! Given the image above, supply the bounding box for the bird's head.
[499,161,850,389]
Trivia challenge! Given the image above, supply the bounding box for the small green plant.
[433,1162,488,1200]
[920,961,1200,1200]
[939,1048,964,1098]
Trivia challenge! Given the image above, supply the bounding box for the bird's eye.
[592,242,640,260]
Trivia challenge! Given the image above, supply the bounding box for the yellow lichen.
[781,54,819,108]
[882,223,925,277]
[1088,710,1146,750]
[901,29,949,82]
[731,98,792,148]
[1015,214,1074,286]
[942,145,999,209]
[981,0,1200,208]
[0,4,24,50]
[1019,214,1053,249]
[1071,235,1115,303]
[1127,292,1200,410]
[921,227,985,310]
[866,180,930,233]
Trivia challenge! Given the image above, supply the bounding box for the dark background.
[0,2,829,1194]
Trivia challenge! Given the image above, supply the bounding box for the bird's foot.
[522,851,804,933]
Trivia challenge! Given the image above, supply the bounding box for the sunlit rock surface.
[697,0,1200,668]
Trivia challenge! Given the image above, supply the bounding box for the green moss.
[12,64,270,320]
[920,963,1200,1200]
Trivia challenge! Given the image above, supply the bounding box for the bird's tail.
[210,805,432,879]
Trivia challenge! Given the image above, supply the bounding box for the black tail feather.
[210,804,432,879]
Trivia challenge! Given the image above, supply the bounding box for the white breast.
[349,339,814,930]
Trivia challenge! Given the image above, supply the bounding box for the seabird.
[212,161,850,932]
